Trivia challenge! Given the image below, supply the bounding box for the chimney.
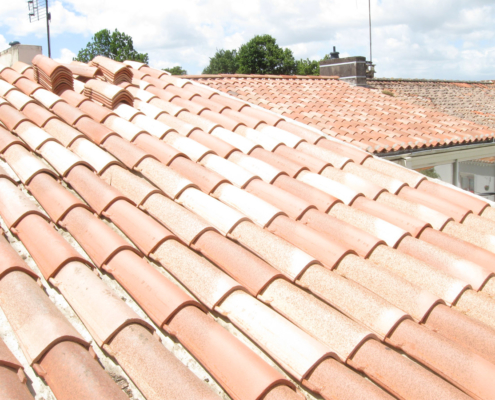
[319,47,375,86]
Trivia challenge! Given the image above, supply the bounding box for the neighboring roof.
[368,78,495,132]
[188,75,495,154]
[0,57,495,400]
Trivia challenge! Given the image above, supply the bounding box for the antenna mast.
[28,0,51,58]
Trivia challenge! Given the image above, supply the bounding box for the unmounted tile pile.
[63,61,103,81]
[32,54,73,95]
[191,74,495,153]
[90,56,133,85]
[83,79,133,108]
[1,55,495,400]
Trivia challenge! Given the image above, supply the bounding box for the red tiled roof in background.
[187,75,495,154]
[0,57,494,400]
[368,78,495,132]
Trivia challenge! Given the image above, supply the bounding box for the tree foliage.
[237,35,297,75]
[202,35,333,76]
[74,29,149,64]
[202,49,238,74]
[163,66,188,75]
[419,167,440,179]
[296,58,320,76]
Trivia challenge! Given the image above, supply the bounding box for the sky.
[0,0,494,80]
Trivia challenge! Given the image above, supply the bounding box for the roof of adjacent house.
[0,56,495,400]
[368,78,495,132]
[188,74,495,154]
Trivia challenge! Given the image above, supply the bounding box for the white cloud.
[0,0,494,79]
[0,34,8,53]
[54,47,76,63]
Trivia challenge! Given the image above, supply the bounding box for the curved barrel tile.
[0,178,49,228]
[193,230,283,296]
[261,279,376,362]
[136,157,197,198]
[0,126,27,154]
[153,239,243,309]
[336,254,442,322]
[387,319,495,400]
[0,233,38,280]
[320,166,386,200]
[297,171,361,206]
[329,203,409,247]
[75,116,119,144]
[14,214,88,279]
[230,221,319,281]
[38,341,128,400]
[273,175,342,213]
[104,199,176,255]
[298,265,409,339]
[162,131,214,162]
[296,142,351,169]
[369,245,470,305]
[398,235,494,291]
[169,306,295,400]
[266,216,355,270]
[142,193,216,245]
[213,183,285,228]
[245,179,315,220]
[169,156,230,194]
[109,324,221,400]
[70,138,121,174]
[15,122,59,150]
[189,129,238,158]
[21,103,60,128]
[106,250,205,327]
[27,172,90,223]
[65,165,129,214]
[101,165,161,206]
[177,187,249,235]
[43,118,85,147]
[0,271,88,365]
[228,151,287,184]
[249,147,308,178]
[211,127,260,154]
[3,145,58,184]
[218,290,335,381]
[362,157,425,188]
[133,133,185,165]
[299,208,384,258]
[353,196,431,237]
[51,101,87,126]
[39,141,93,177]
[54,261,152,345]
[60,207,140,267]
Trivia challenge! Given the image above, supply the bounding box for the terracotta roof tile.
[2,58,495,399]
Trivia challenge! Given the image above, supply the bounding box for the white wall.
[0,45,42,67]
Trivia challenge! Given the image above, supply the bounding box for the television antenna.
[27,0,51,58]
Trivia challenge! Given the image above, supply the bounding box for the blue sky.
[1,0,494,80]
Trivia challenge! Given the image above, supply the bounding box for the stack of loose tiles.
[83,79,134,108]
[32,54,73,95]
[90,56,133,85]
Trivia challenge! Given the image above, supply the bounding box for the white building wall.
[0,45,42,67]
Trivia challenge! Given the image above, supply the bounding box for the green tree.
[295,53,332,76]
[419,167,440,179]
[203,49,238,74]
[295,58,320,76]
[236,34,297,75]
[74,29,148,63]
[163,66,187,75]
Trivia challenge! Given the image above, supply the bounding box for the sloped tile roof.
[0,57,494,400]
[368,79,495,132]
[188,75,495,154]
